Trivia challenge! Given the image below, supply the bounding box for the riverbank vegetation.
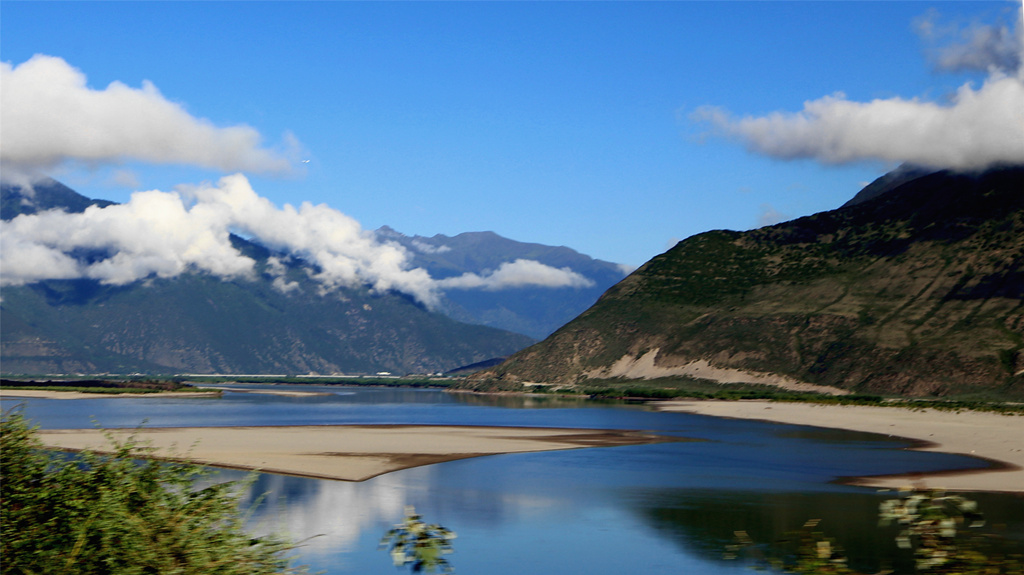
[5,374,1021,415]
[0,410,307,574]
[181,375,456,388]
[513,378,1024,415]
[1,378,219,395]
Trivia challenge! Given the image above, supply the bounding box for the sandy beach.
[188,386,333,397]
[37,425,665,482]
[0,389,222,400]
[655,400,1024,493]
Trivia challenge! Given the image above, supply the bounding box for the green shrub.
[0,409,307,575]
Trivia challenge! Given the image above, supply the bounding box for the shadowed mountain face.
[0,271,535,376]
[0,181,537,375]
[0,178,115,220]
[472,167,1024,399]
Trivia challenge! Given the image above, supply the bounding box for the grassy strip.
[545,379,1024,415]
[182,376,456,388]
[0,385,221,395]
[1,386,162,395]
[1,378,218,395]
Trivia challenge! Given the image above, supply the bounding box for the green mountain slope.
[0,271,532,376]
[471,167,1024,399]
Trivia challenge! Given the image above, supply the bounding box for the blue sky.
[2,1,1022,274]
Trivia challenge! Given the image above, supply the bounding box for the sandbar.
[1,389,221,400]
[191,386,333,397]
[37,425,665,482]
[655,400,1024,493]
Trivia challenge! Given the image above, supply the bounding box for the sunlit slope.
[474,167,1024,398]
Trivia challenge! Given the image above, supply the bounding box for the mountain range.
[0,179,623,375]
[470,166,1024,399]
[378,226,628,339]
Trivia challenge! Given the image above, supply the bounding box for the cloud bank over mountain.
[0,54,601,306]
[436,259,594,291]
[693,9,1024,170]
[0,175,596,307]
[0,55,299,184]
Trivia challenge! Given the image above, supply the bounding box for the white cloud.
[692,10,1024,171]
[0,235,82,283]
[436,259,594,291]
[410,239,452,254]
[916,8,1023,74]
[693,73,1024,170]
[185,174,440,305]
[0,55,598,303]
[1,187,256,287]
[1,175,597,305]
[0,55,298,182]
[265,256,300,294]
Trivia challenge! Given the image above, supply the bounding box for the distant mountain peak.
[1,178,115,221]
[841,163,939,208]
[376,226,629,338]
[375,225,404,238]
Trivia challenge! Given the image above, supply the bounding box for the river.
[4,385,1022,574]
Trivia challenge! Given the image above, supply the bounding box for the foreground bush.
[0,410,306,575]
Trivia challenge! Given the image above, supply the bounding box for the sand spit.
[655,400,1024,493]
[198,387,333,397]
[0,389,221,400]
[37,425,666,482]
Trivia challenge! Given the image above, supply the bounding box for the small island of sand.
[38,425,665,482]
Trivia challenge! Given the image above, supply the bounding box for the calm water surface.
[5,386,1022,574]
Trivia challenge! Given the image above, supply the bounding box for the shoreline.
[654,400,1024,494]
[36,424,667,482]
[0,389,222,400]
[192,386,334,397]
[1,387,349,399]
[9,388,1023,492]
